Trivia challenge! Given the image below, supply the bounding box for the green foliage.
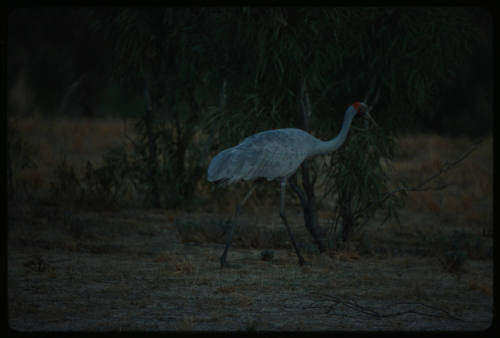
[8,7,490,225]
[318,127,405,242]
[80,7,486,220]
[123,114,206,209]
[200,7,483,244]
[204,7,486,143]
[9,8,490,130]
[91,8,220,208]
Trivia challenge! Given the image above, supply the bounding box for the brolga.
[208,100,379,267]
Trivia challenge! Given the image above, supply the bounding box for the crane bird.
[208,101,378,267]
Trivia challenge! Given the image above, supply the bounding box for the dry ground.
[8,117,493,331]
[8,205,493,331]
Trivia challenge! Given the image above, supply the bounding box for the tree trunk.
[142,67,161,208]
[340,190,355,242]
[301,161,326,252]
[174,125,187,208]
[295,78,326,252]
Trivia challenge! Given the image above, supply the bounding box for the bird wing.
[207,129,311,184]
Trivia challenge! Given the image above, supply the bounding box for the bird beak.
[363,111,379,129]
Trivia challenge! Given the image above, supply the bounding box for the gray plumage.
[208,128,320,185]
[208,102,376,267]
[208,102,371,186]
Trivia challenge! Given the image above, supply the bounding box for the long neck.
[310,109,356,156]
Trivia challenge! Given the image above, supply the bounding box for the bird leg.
[220,185,256,267]
[279,180,305,266]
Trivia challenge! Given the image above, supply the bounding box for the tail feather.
[208,146,250,184]
[214,178,229,187]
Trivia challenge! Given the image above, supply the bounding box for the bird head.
[351,101,378,128]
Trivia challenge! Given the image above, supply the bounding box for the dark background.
[8,7,493,136]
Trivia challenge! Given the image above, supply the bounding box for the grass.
[11,116,492,227]
[9,116,493,262]
[389,133,492,229]
[10,113,131,199]
[9,115,493,261]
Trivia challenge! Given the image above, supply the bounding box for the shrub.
[7,120,38,200]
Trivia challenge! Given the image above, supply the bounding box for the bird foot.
[220,255,241,268]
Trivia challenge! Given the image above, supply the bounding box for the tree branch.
[300,77,312,131]
[354,137,485,219]
[289,181,307,211]
[306,292,465,322]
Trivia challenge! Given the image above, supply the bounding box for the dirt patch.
[8,202,492,331]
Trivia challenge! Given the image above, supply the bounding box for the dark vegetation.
[8,7,492,241]
[7,8,493,330]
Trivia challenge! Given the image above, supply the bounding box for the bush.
[49,157,81,205]
[7,120,38,200]
[49,149,133,210]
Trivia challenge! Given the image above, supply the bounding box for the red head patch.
[352,102,363,112]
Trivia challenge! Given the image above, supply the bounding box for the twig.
[300,77,312,131]
[390,302,465,322]
[402,138,483,192]
[354,137,485,219]
[363,77,381,114]
[363,77,377,104]
[307,292,465,322]
[125,133,140,150]
[289,181,307,212]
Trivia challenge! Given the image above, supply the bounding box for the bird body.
[208,103,363,186]
[208,101,377,267]
[208,128,316,185]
